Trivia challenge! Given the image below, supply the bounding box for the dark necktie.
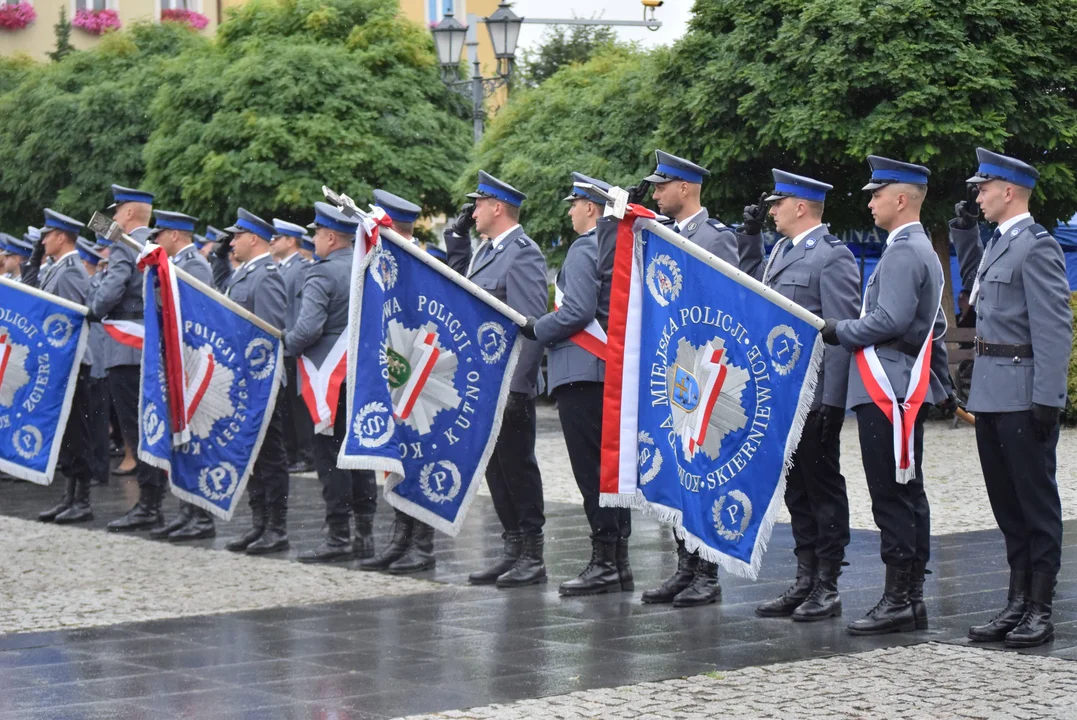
[474,242,493,268]
[782,239,794,256]
[988,228,1001,248]
[672,223,681,234]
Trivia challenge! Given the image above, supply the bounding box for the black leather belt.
[879,338,921,359]
[107,311,143,321]
[975,338,1033,359]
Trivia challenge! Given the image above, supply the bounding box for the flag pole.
[0,275,88,316]
[88,213,283,339]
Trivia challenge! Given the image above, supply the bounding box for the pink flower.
[160,8,209,30]
[0,3,36,31]
[73,8,122,35]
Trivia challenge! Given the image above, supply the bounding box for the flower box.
[73,8,121,35]
[161,8,209,30]
[0,3,36,31]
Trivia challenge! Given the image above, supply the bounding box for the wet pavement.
[1,457,1075,718]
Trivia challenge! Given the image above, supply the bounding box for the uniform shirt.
[172,243,214,287]
[89,225,151,369]
[283,247,351,367]
[278,252,310,356]
[36,250,93,367]
[221,252,286,330]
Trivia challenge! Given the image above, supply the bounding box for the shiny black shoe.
[360,516,412,571]
[225,501,267,552]
[39,476,75,522]
[287,461,315,474]
[298,524,354,564]
[107,485,164,532]
[496,533,547,588]
[168,509,216,542]
[616,537,634,591]
[641,539,697,604]
[1005,572,1055,648]
[150,503,194,540]
[54,479,94,525]
[847,565,916,635]
[673,561,722,607]
[792,560,842,622]
[388,522,436,574]
[559,540,620,596]
[246,504,289,555]
[469,531,523,585]
[352,514,376,560]
[969,569,1029,642]
[756,555,816,617]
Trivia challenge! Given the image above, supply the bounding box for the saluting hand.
[450,203,476,237]
[741,193,768,235]
[952,185,981,230]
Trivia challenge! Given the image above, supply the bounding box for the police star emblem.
[666,337,749,462]
[383,319,461,435]
[182,343,236,440]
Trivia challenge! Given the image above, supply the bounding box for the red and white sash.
[854,286,944,484]
[553,283,607,360]
[685,342,728,459]
[299,333,348,435]
[102,319,145,350]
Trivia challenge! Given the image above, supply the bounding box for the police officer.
[76,238,112,489]
[519,173,632,596]
[201,226,224,261]
[738,170,860,621]
[270,218,316,475]
[299,235,316,263]
[639,150,739,608]
[360,188,439,575]
[207,209,291,555]
[821,156,952,635]
[287,202,377,563]
[950,149,1070,648]
[142,210,220,542]
[91,185,164,531]
[33,210,95,524]
[1,235,32,280]
[445,171,549,588]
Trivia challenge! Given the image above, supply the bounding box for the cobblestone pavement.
[528,405,1077,536]
[0,515,440,636]
[405,643,1077,720]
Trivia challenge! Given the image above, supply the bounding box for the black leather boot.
[756,554,816,617]
[616,537,634,591]
[352,514,375,560]
[673,559,722,607]
[246,501,289,555]
[39,475,75,522]
[107,483,164,532]
[969,569,1029,642]
[468,531,523,585]
[359,515,413,571]
[225,499,266,552]
[641,539,697,604]
[908,561,929,630]
[847,565,916,635]
[168,507,216,542]
[1005,571,1055,648]
[298,522,354,563]
[388,521,436,574]
[151,503,194,540]
[54,477,93,524]
[559,540,620,596]
[497,532,547,588]
[793,559,842,622]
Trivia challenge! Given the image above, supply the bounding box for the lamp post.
[431,1,662,142]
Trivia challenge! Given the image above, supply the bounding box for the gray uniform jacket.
[88,273,108,379]
[278,253,309,357]
[950,219,1072,411]
[738,226,861,409]
[215,253,287,331]
[173,244,214,287]
[89,226,151,369]
[33,252,93,367]
[283,248,350,367]
[534,227,611,394]
[664,209,739,268]
[445,225,548,397]
[835,223,951,409]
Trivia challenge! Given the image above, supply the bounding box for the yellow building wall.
[1,0,218,62]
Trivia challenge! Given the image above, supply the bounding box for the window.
[75,0,108,10]
[428,0,465,24]
[161,0,199,9]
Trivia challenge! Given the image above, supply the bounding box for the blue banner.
[0,279,88,485]
[140,267,283,520]
[628,226,821,578]
[339,234,521,536]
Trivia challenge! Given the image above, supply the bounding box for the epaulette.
[824,234,843,245]
[515,237,530,249]
[1027,223,1052,239]
[705,218,729,231]
[265,264,278,272]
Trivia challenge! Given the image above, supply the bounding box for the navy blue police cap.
[272,219,307,239]
[77,237,106,266]
[0,233,32,258]
[308,202,359,235]
[563,172,611,204]
[224,208,275,242]
[644,150,710,185]
[107,184,155,210]
[863,156,931,191]
[41,209,85,236]
[765,169,833,203]
[373,189,422,224]
[967,148,1040,189]
[149,210,199,237]
[466,171,527,207]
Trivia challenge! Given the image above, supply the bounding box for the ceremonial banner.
[138,248,283,520]
[0,277,88,485]
[600,211,824,579]
[338,227,523,536]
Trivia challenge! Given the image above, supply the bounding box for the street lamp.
[431,11,468,76]
[484,2,523,64]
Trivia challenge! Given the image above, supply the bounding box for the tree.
[142,0,471,226]
[0,23,207,230]
[459,47,665,256]
[48,7,75,63]
[517,23,619,88]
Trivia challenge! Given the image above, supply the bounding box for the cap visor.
[966,174,989,184]
[146,227,164,238]
[862,181,886,191]
[764,193,783,202]
[223,224,243,234]
[466,191,491,200]
[643,174,671,184]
